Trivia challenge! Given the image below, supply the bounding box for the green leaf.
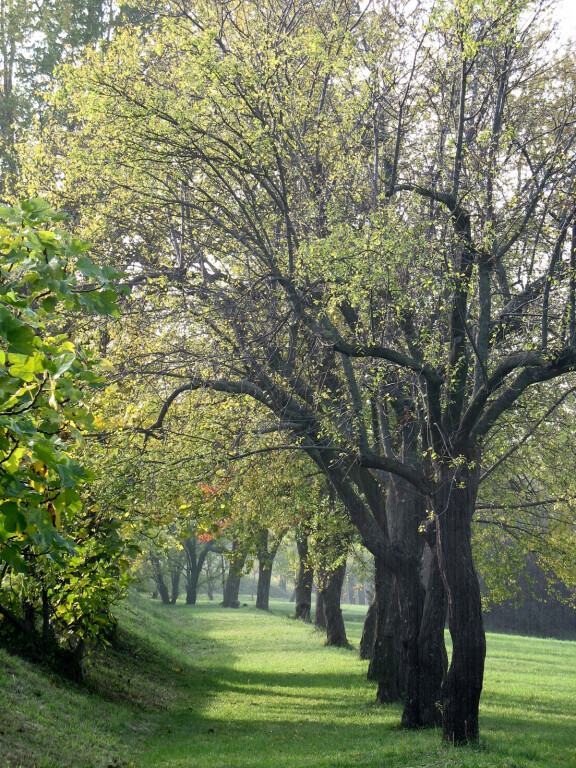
[1,501,26,532]
[42,295,58,313]
[0,542,28,572]
[75,256,104,279]
[8,352,46,381]
[57,459,90,488]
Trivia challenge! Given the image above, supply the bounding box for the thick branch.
[142,378,272,435]
[472,347,576,441]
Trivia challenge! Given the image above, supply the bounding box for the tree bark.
[418,542,448,727]
[222,544,247,608]
[435,463,485,743]
[315,588,326,629]
[183,537,215,605]
[359,591,376,659]
[321,562,348,647]
[170,567,181,604]
[387,474,425,728]
[256,560,273,610]
[183,537,199,604]
[294,531,313,622]
[256,530,280,611]
[150,554,171,604]
[367,557,403,703]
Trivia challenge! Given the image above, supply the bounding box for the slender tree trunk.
[184,537,199,604]
[256,530,280,611]
[321,562,348,647]
[170,568,181,604]
[435,463,485,744]
[41,588,51,645]
[359,591,376,660]
[294,531,313,622]
[315,588,326,629]
[150,555,170,605]
[205,557,215,600]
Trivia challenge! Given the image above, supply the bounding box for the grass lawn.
[1,594,575,768]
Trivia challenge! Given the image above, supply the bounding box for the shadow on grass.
[73,596,576,768]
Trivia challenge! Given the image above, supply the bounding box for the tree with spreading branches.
[29,0,576,743]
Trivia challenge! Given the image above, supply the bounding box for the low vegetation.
[1,594,575,768]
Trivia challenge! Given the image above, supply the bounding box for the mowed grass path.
[1,594,575,768]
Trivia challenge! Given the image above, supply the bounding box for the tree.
[183,535,219,604]
[0,0,119,195]
[308,485,354,647]
[29,0,576,742]
[0,198,130,674]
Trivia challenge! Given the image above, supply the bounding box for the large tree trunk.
[418,541,448,727]
[294,531,313,622]
[256,562,273,610]
[383,418,447,729]
[435,463,485,744]
[222,543,247,608]
[320,562,348,647]
[367,557,403,703]
[222,571,242,608]
[387,474,425,728]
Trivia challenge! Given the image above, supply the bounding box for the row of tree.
[2,0,576,748]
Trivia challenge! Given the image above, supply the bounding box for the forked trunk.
[150,555,170,605]
[184,538,215,605]
[435,463,485,743]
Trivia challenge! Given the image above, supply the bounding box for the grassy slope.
[0,595,575,768]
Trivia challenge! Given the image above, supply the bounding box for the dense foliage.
[0,199,133,672]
